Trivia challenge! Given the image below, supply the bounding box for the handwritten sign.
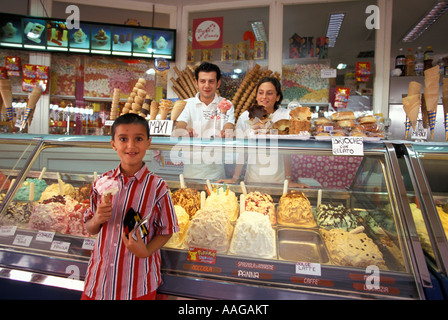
[35,231,55,242]
[411,127,428,140]
[0,226,17,237]
[51,240,70,253]
[332,137,364,156]
[321,69,337,78]
[13,234,33,247]
[295,262,321,276]
[148,120,173,136]
[82,238,96,250]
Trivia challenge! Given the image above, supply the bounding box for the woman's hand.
[216,177,238,184]
[288,181,310,189]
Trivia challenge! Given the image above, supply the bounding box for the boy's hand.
[93,195,113,225]
[121,228,149,258]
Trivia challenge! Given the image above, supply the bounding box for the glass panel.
[282,0,377,112]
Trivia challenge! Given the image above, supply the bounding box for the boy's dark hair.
[111,113,150,139]
[194,62,221,82]
[256,77,284,111]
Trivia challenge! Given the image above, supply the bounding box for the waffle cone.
[424,66,440,87]
[424,91,439,112]
[159,106,171,120]
[0,80,12,110]
[408,81,422,96]
[28,86,43,110]
[443,97,448,115]
[150,101,159,120]
[403,94,420,129]
[170,101,187,121]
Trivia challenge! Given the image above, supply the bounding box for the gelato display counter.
[0,134,445,299]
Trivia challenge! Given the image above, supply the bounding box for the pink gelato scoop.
[218,98,232,113]
[95,176,119,196]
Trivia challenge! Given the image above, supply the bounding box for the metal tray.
[277,228,329,263]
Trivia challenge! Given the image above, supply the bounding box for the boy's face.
[196,71,220,104]
[110,123,151,175]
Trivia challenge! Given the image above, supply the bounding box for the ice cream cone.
[0,79,13,121]
[408,81,422,96]
[150,101,159,120]
[421,94,429,129]
[428,110,437,140]
[170,100,187,121]
[27,86,43,110]
[403,94,420,130]
[159,105,171,120]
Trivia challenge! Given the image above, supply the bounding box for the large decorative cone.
[22,86,43,127]
[170,100,187,121]
[424,66,440,112]
[0,79,13,121]
[428,110,437,140]
[403,94,420,130]
[408,81,422,96]
[421,94,429,129]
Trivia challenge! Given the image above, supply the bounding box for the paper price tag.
[411,128,428,140]
[0,226,17,237]
[295,262,321,276]
[51,240,70,252]
[13,234,33,247]
[82,238,95,250]
[104,120,114,126]
[35,231,55,242]
[332,137,364,156]
[321,69,337,78]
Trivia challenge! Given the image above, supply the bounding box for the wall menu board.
[0,13,176,60]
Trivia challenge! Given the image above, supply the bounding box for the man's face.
[196,71,221,104]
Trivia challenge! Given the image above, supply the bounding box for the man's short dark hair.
[111,113,150,139]
[194,62,221,82]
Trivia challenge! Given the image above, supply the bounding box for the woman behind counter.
[218,77,309,188]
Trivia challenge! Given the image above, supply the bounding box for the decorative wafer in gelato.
[39,181,76,202]
[184,208,233,253]
[228,211,276,259]
[277,191,316,228]
[14,178,48,201]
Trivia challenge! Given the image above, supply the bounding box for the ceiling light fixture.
[337,63,347,70]
[326,12,345,48]
[250,21,268,44]
[402,1,448,42]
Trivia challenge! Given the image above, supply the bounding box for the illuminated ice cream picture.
[73,28,87,43]
[93,28,109,46]
[155,36,167,49]
[2,22,17,38]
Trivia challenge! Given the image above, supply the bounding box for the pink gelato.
[218,98,232,113]
[94,176,119,196]
[0,172,11,191]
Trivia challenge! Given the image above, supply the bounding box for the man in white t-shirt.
[174,62,235,180]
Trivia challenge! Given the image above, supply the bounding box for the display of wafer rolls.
[121,78,148,117]
[170,66,199,100]
[150,100,159,120]
[110,88,120,120]
[0,79,13,122]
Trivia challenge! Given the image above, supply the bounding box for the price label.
[82,238,95,250]
[35,231,55,242]
[411,128,428,140]
[295,262,321,276]
[321,69,337,78]
[332,137,364,156]
[51,240,70,252]
[0,226,17,237]
[104,120,114,126]
[13,234,33,247]
[148,120,173,136]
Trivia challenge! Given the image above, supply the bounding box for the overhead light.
[402,1,448,42]
[250,21,268,44]
[326,12,345,48]
[233,68,242,74]
[337,63,347,70]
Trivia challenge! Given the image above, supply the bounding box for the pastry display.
[171,188,201,219]
[228,211,276,259]
[321,228,388,270]
[14,178,48,201]
[289,106,311,134]
[204,186,239,222]
[184,208,233,253]
[277,191,316,228]
[164,205,190,249]
[316,203,361,232]
[245,191,276,225]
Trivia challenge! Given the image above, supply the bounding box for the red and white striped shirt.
[83,164,178,300]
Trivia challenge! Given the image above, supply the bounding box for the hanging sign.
[192,17,223,50]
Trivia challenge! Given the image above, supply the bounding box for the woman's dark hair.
[111,113,150,139]
[194,62,221,82]
[256,77,283,111]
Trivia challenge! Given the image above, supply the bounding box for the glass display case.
[0,134,443,299]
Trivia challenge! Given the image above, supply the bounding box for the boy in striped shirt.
[82,113,178,300]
